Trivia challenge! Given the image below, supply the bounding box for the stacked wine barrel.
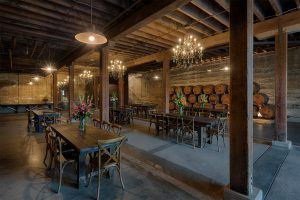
[169,82,275,119]
[169,84,229,112]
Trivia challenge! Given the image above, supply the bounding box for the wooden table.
[32,109,55,132]
[51,123,121,188]
[160,113,218,148]
[110,107,133,124]
[131,104,157,118]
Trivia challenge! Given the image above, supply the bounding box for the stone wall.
[0,73,53,104]
[128,47,300,122]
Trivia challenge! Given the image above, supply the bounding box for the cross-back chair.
[180,116,197,149]
[111,124,122,136]
[204,117,228,152]
[101,120,112,132]
[86,136,126,200]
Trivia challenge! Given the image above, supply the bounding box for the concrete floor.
[0,114,198,200]
[1,114,300,200]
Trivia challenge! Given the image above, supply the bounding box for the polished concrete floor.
[0,114,198,200]
[1,114,300,200]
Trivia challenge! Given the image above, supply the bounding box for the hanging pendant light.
[75,0,107,45]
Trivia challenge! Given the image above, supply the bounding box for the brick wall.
[128,47,300,122]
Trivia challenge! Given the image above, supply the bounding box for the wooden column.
[99,47,109,121]
[118,76,124,107]
[93,76,99,109]
[52,71,58,108]
[227,0,255,198]
[275,29,288,142]
[162,57,170,114]
[124,72,129,106]
[68,64,74,117]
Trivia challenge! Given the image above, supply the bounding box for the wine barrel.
[203,85,215,95]
[170,87,175,95]
[215,84,228,95]
[174,86,182,94]
[183,86,192,95]
[260,105,275,119]
[186,102,192,108]
[193,102,201,109]
[171,94,177,101]
[253,82,260,94]
[215,103,226,110]
[253,105,259,117]
[253,93,269,106]
[221,94,230,105]
[204,103,213,109]
[193,85,203,95]
[209,94,220,104]
[169,101,175,110]
[188,94,197,103]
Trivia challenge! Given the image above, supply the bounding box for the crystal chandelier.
[172,35,204,67]
[79,70,93,79]
[108,60,126,79]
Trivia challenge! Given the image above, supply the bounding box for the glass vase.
[79,118,86,132]
[179,106,184,116]
[112,101,117,109]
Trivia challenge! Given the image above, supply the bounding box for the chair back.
[48,131,62,162]
[181,116,195,133]
[217,117,228,134]
[97,136,126,167]
[93,118,101,127]
[43,112,60,125]
[101,120,111,131]
[166,114,179,128]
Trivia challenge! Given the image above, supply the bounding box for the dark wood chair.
[155,114,168,137]
[101,120,112,132]
[180,116,197,149]
[111,124,122,136]
[27,109,35,133]
[166,114,180,140]
[204,117,228,152]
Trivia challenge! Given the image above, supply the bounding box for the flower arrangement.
[173,89,187,116]
[199,94,208,108]
[73,96,92,131]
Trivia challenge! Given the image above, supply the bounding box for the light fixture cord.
[90,0,93,25]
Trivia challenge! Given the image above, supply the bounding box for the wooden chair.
[86,136,126,200]
[50,134,77,193]
[93,118,101,127]
[111,124,122,136]
[156,114,168,137]
[101,120,111,132]
[204,117,227,152]
[166,114,180,140]
[43,126,54,169]
[148,113,157,133]
[180,116,197,149]
[27,109,35,133]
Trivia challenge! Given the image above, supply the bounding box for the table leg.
[196,126,202,148]
[77,152,86,188]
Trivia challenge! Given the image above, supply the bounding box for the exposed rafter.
[253,2,265,21]
[268,0,282,15]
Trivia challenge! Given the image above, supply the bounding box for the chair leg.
[192,133,195,149]
[222,134,226,148]
[43,148,49,168]
[116,166,125,190]
[217,135,220,152]
[97,167,101,200]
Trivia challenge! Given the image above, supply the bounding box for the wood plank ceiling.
[0,0,299,74]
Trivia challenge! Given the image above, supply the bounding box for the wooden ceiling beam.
[125,34,171,49]
[19,0,109,26]
[131,31,175,46]
[268,0,282,15]
[116,39,161,52]
[30,40,37,58]
[2,1,90,28]
[139,26,179,43]
[215,0,229,11]
[125,10,300,67]
[146,21,186,38]
[111,46,148,56]
[191,0,229,27]
[104,0,191,40]
[253,2,265,21]
[38,42,47,59]
[119,38,164,51]
[155,17,188,35]
[113,43,157,55]
[165,13,211,36]
[178,6,223,33]
[0,21,74,42]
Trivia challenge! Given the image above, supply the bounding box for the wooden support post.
[68,64,74,117]
[99,47,109,121]
[53,71,58,108]
[162,56,170,114]
[275,29,288,142]
[124,72,129,106]
[118,76,124,107]
[93,76,99,109]
[225,1,262,199]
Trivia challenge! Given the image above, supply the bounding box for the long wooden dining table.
[156,113,219,148]
[51,123,121,188]
[32,109,56,133]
